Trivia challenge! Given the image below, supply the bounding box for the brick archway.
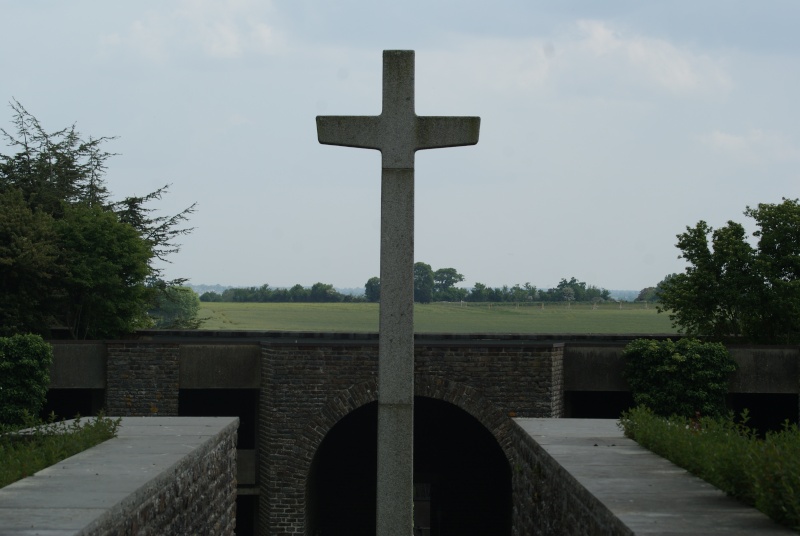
[305,380,514,535]
[302,375,516,479]
[259,339,562,534]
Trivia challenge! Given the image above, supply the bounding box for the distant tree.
[414,262,434,304]
[509,284,527,303]
[310,282,342,302]
[585,285,611,302]
[636,287,658,303]
[289,284,310,302]
[365,276,381,302]
[432,267,465,300]
[658,199,800,343]
[199,291,223,302]
[468,282,489,302]
[148,286,202,329]
[560,287,575,302]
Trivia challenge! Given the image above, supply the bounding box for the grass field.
[197,301,677,334]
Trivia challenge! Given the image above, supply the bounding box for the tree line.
[0,100,198,338]
[365,264,611,304]
[199,270,613,305]
[199,283,363,303]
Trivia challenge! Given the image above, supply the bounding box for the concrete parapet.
[511,418,795,535]
[0,416,238,535]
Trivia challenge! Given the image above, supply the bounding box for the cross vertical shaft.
[316,50,479,535]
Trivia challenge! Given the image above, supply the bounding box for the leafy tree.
[468,282,489,302]
[148,286,201,329]
[414,262,434,304]
[0,99,112,214]
[432,267,466,300]
[289,284,310,302]
[365,276,380,302]
[0,101,195,338]
[199,291,223,302]
[659,199,800,343]
[0,189,60,336]
[637,287,658,302]
[113,185,195,286]
[54,204,152,339]
[310,282,341,303]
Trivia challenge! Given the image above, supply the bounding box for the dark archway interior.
[178,389,258,448]
[307,397,511,536]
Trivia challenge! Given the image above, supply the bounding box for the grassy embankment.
[197,301,676,333]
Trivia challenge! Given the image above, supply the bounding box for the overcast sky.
[2,1,798,291]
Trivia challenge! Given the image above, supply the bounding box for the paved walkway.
[515,418,796,535]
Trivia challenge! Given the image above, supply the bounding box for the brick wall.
[106,342,180,416]
[259,338,564,535]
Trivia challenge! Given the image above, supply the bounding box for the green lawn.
[197,302,677,334]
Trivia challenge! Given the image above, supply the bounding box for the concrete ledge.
[0,416,238,535]
[515,418,795,535]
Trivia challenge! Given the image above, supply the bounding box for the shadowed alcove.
[306,397,511,535]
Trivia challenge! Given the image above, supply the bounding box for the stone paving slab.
[515,418,795,535]
[0,416,237,536]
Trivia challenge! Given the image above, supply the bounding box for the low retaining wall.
[509,420,630,535]
[510,418,795,535]
[0,416,238,535]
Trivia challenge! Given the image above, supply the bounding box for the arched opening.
[307,397,511,535]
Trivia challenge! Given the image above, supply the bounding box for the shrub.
[0,334,53,425]
[620,406,800,530]
[622,338,737,418]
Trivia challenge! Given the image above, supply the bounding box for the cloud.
[570,20,731,95]
[419,20,731,103]
[698,129,800,163]
[101,0,285,62]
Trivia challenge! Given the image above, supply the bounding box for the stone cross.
[316,50,479,535]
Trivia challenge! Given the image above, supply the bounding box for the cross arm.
[316,115,384,151]
[415,116,481,151]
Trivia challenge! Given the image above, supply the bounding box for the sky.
[1,1,799,292]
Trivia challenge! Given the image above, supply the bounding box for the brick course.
[105,342,180,416]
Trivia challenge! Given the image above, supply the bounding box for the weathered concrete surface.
[564,342,800,394]
[179,344,261,388]
[0,416,238,535]
[49,343,106,389]
[515,418,796,535]
[728,346,800,393]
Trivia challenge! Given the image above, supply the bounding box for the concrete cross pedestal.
[316,50,479,535]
